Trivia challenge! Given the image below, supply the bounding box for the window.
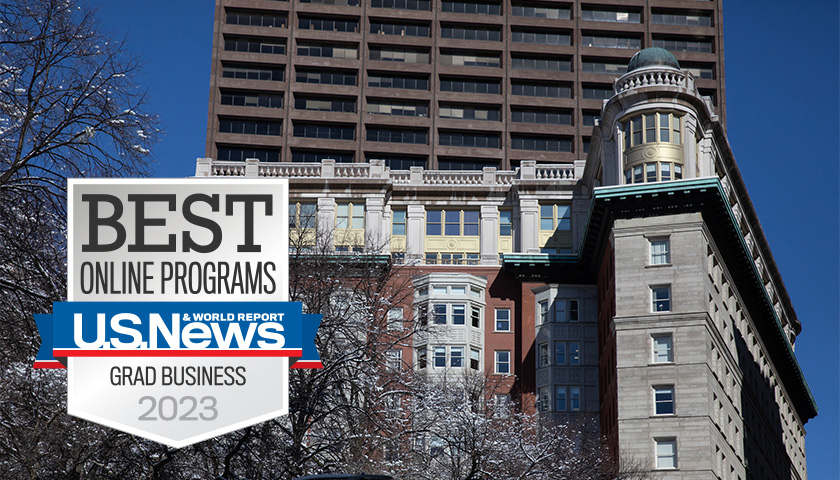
[372,0,430,10]
[293,123,354,140]
[582,112,600,126]
[540,204,571,232]
[511,4,569,19]
[439,131,500,148]
[511,135,572,152]
[369,74,429,90]
[511,81,570,98]
[654,386,675,415]
[440,77,500,94]
[470,305,481,328]
[439,104,500,121]
[555,387,567,411]
[538,301,548,324]
[388,308,403,331]
[580,8,640,23]
[569,342,580,365]
[499,210,512,236]
[569,386,581,411]
[417,348,427,368]
[470,348,481,370]
[511,108,572,125]
[291,150,353,163]
[442,1,500,15]
[452,304,466,325]
[372,155,426,169]
[433,304,447,324]
[653,37,713,53]
[386,349,402,371]
[538,343,549,367]
[569,300,579,322]
[433,347,447,367]
[289,202,317,229]
[650,238,671,265]
[392,210,406,235]
[227,11,288,28]
[297,42,357,59]
[511,55,570,71]
[655,438,677,469]
[624,113,682,148]
[426,210,480,236]
[538,387,550,412]
[450,347,464,367]
[495,350,510,374]
[367,127,427,144]
[367,100,428,117]
[440,52,500,68]
[296,69,356,86]
[582,60,627,75]
[298,16,359,32]
[651,11,712,27]
[511,30,570,45]
[300,0,359,5]
[652,286,671,312]
[370,21,430,37]
[224,36,286,54]
[582,85,613,100]
[222,64,284,81]
[221,91,283,109]
[219,119,282,136]
[294,96,356,113]
[370,47,430,64]
[652,335,673,363]
[554,341,566,365]
[581,35,641,49]
[441,25,500,41]
[495,308,510,331]
[336,203,364,229]
[217,147,280,163]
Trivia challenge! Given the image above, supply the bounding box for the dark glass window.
[511,4,569,19]
[365,155,426,169]
[368,74,429,90]
[370,47,430,63]
[219,119,282,136]
[653,37,713,53]
[652,12,712,27]
[442,1,500,15]
[291,150,354,163]
[581,35,641,49]
[511,55,571,71]
[217,146,280,162]
[371,0,431,11]
[441,25,501,41]
[300,0,359,5]
[439,104,500,121]
[510,135,572,152]
[367,101,428,117]
[440,77,500,94]
[439,131,499,148]
[226,11,288,28]
[440,52,500,67]
[370,22,430,37]
[294,96,356,113]
[293,123,355,140]
[511,30,570,46]
[580,8,640,23]
[224,37,286,55]
[582,86,614,100]
[366,128,428,144]
[295,69,356,86]
[510,108,571,125]
[582,60,627,75]
[222,64,284,81]
[298,16,359,33]
[220,91,284,108]
[297,42,357,59]
[582,112,600,126]
[438,159,497,170]
[511,81,571,98]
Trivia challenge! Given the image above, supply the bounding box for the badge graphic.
[34,179,320,448]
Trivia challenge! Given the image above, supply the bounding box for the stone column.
[480,205,499,265]
[317,197,335,251]
[406,204,425,263]
[683,115,698,178]
[519,198,540,253]
[382,204,392,254]
[365,195,385,252]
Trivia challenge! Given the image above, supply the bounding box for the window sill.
[646,263,672,268]
[493,330,514,334]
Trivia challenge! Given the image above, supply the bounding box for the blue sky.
[93,0,839,475]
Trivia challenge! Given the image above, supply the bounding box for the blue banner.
[35,302,321,367]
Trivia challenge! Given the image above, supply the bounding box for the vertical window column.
[480,205,499,265]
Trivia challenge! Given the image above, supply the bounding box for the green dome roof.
[627,48,680,72]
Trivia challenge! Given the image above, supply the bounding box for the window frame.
[652,334,674,363]
[650,237,671,265]
[651,285,672,312]
[495,308,511,332]
[654,385,675,415]
[495,350,511,374]
[655,438,678,469]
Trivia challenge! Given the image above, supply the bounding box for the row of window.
[624,112,683,148]
[238,1,711,30]
[537,385,581,412]
[625,162,684,184]
[537,341,581,367]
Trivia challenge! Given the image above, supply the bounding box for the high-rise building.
[196,46,816,477]
[205,0,725,169]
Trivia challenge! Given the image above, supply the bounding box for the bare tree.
[0,0,158,363]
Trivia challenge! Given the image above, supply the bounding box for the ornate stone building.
[197,46,816,479]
